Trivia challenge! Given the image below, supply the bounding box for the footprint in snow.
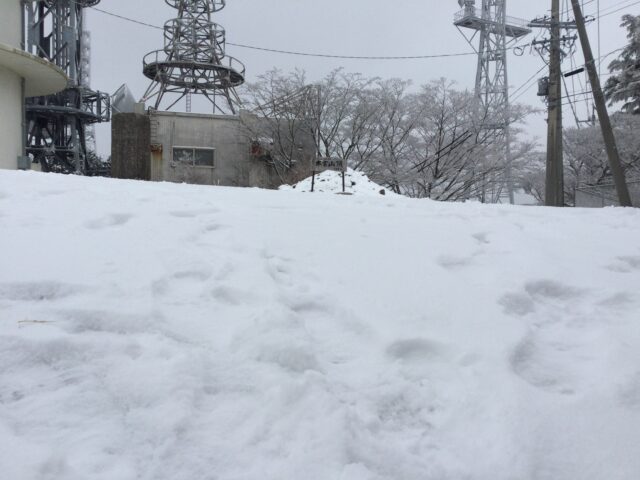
[499,292,536,316]
[619,372,640,411]
[211,285,254,306]
[472,232,491,245]
[0,281,80,302]
[510,335,575,395]
[202,223,225,233]
[285,296,332,315]
[256,344,321,374]
[524,279,584,301]
[84,214,133,230]
[499,280,585,317]
[510,327,600,396]
[152,269,212,298]
[265,258,293,285]
[169,208,219,219]
[608,256,640,273]
[58,309,156,336]
[598,292,636,310]
[387,338,447,363]
[437,255,473,269]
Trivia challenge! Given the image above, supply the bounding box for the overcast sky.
[87,0,638,157]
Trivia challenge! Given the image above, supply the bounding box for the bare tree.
[242,69,537,200]
[309,70,382,164]
[240,69,314,184]
[366,79,500,201]
[562,113,640,204]
[362,79,421,194]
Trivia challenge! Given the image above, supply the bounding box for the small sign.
[313,157,346,173]
[310,157,347,193]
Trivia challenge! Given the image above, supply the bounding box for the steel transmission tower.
[23,0,111,174]
[454,0,530,204]
[142,0,245,113]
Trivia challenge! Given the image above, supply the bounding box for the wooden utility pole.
[546,0,565,207]
[570,0,633,207]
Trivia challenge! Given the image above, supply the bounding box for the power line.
[511,64,548,101]
[561,0,596,16]
[88,6,522,61]
[88,0,640,61]
[565,0,636,17]
[216,44,479,61]
[510,41,625,103]
[91,7,163,31]
[597,0,640,18]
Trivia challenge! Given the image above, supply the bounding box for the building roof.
[0,42,67,97]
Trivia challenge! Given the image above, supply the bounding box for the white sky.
[88,0,638,157]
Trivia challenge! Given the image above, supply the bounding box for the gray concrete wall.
[0,68,22,170]
[151,111,248,186]
[111,113,151,180]
[150,111,297,188]
[111,109,315,188]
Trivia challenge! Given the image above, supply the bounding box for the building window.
[194,149,214,167]
[173,147,215,168]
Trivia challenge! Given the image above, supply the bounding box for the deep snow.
[1,171,640,480]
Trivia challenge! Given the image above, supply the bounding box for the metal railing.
[454,8,530,29]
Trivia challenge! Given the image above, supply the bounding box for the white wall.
[0,0,22,47]
[0,67,23,170]
[0,0,23,169]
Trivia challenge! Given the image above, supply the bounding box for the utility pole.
[546,0,565,207]
[570,0,633,207]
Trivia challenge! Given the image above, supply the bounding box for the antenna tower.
[142,0,245,114]
[81,16,97,154]
[454,0,530,204]
[23,0,111,174]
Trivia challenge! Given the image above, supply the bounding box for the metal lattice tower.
[142,0,245,114]
[454,0,530,203]
[81,17,96,154]
[23,0,111,174]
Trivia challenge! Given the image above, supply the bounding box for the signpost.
[311,157,347,193]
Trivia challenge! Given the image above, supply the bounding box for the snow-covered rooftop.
[1,171,640,480]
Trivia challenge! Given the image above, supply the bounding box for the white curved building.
[0,0,67,170]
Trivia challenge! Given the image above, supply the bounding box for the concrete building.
[112,109,315,189]
[0,0,67,170]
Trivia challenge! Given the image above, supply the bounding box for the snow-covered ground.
[280,168,393,196]
[1,171,640,480]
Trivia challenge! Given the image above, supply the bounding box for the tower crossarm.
[142,0,245,114]
[452,0,530,205]
[454,7,531,38]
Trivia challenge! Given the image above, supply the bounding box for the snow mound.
[280,168,394,196]
[1,171,640,480]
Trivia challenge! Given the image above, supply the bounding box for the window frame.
[172,146,215,169]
